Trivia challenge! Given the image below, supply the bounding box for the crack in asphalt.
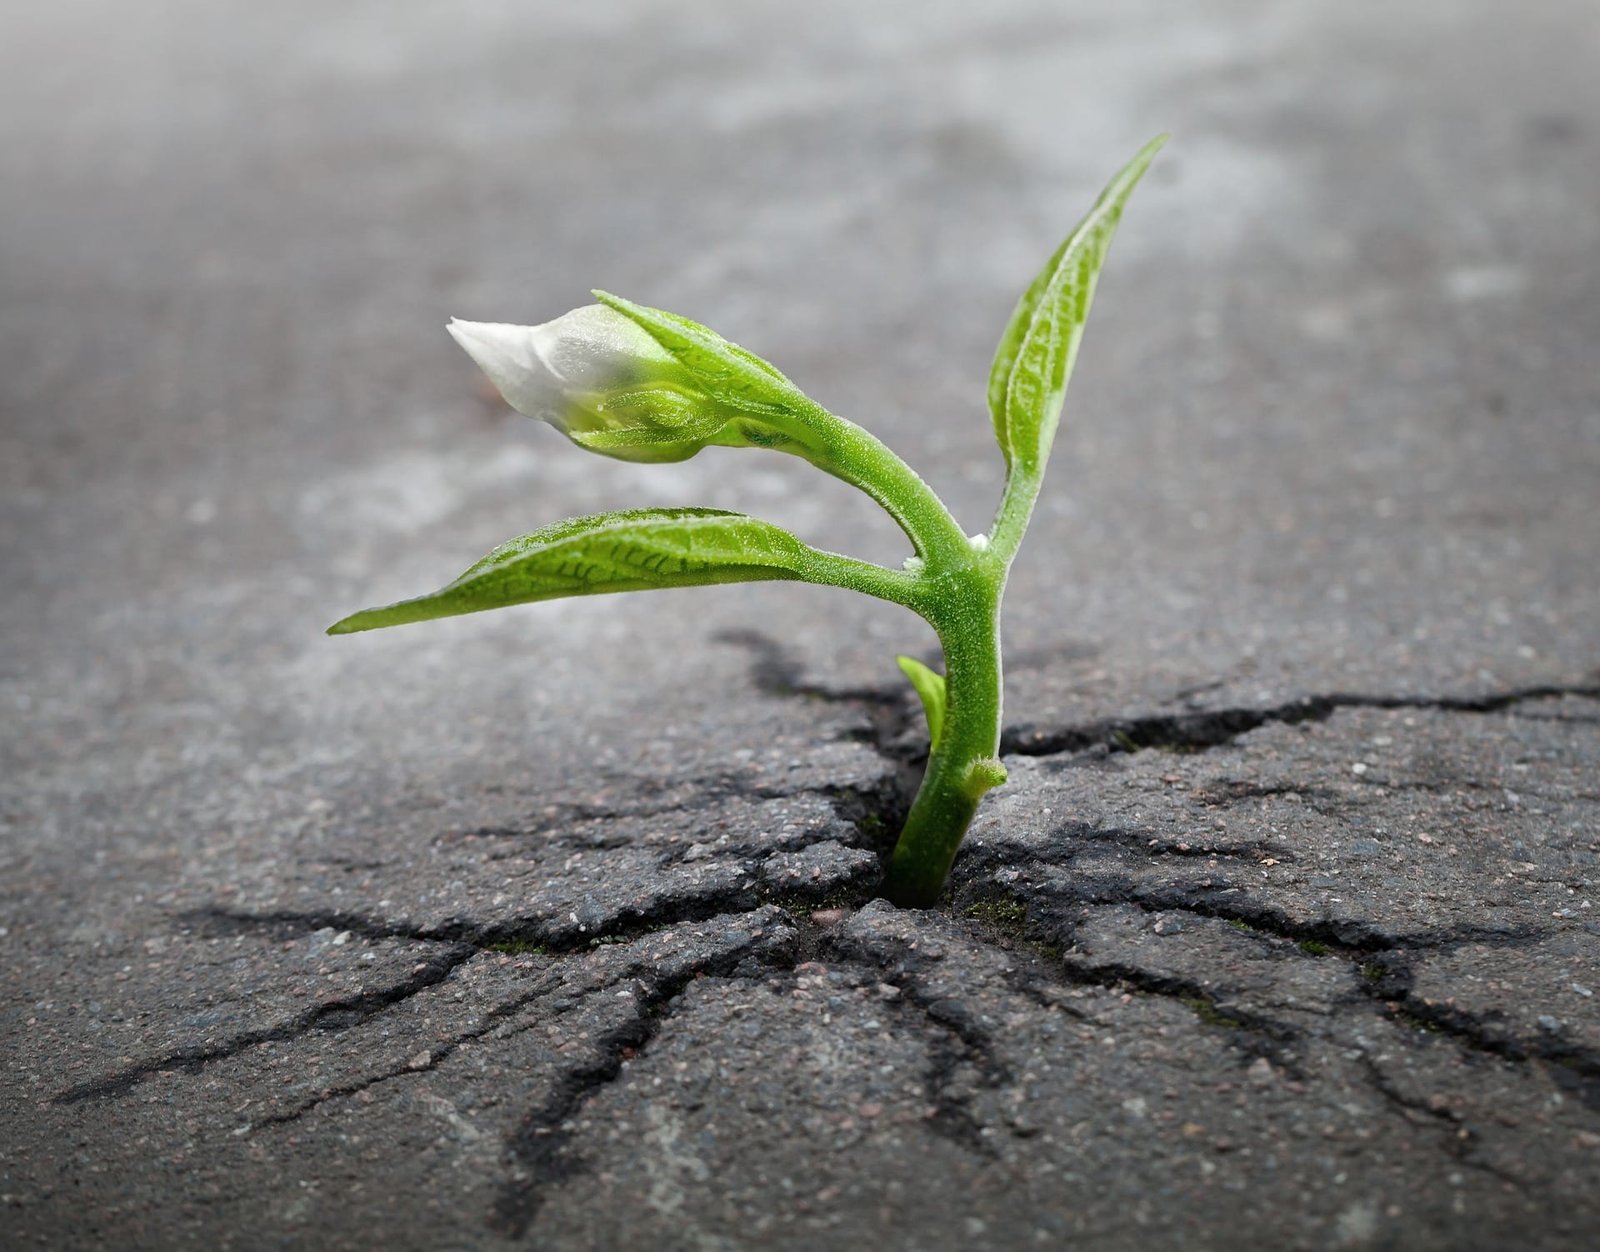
[245,968,567,1131]
[193,851,877,960]
[953,863,1600,1110]
[1356,1052,1528,1190]
[953,844,1554,953]
[1361,957,1600,1112]
[93,677,1591,1105]
[945,884,1580,1185]
[54,671,1595,1237]
[443,767,907,851]
[951,896,1310,1069]
[489,935,801,1239]
[850,959,1010,1160]
[52,942,478,1105]
[1000,683,1600,759]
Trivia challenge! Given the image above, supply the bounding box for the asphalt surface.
[4,2,1599,1248]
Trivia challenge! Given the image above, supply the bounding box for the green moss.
[855,812,887,840]
[1360,961,1386,982]
[762,886,866,915]
[1226,918,1255,933]
[956,895,1062,961]
[488,938,549,956]
[1181,996,1243,1029]
[1297,939,1330,956]
[963,897,1029,927]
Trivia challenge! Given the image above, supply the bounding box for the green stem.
[791,401,973,568]
[779,408,1015,907]
[793,548,927,610]
[988,461,1044,567]
[885,565,1008,907]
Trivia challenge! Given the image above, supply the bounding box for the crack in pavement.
[116,676,1591,1124]
[944,886,1579,1186]
[1361,957,1600,1112]
[954,843,1555,953]
[876,965,1009,1159]
[825,921,1013,1159]
[952,898,1308,1071]
[193,849,881,960]
[954,863,1600,1108]
[59,880,852,1111]
[489,928,803,1238]
[1000,683,1600,759]
[52,670,1594,1235]
[443,768,908,851]
[52,941,478,1105]
[245,967,568,1132]
[1356,1052,1528,1190]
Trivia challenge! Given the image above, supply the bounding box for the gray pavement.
[3,1,1599,1248]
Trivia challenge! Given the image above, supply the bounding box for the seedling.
[330,137,1165,906]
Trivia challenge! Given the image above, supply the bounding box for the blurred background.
[3,0,1597,859]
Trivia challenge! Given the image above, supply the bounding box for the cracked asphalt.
[4,2,1599,1248]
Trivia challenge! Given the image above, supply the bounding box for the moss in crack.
[855,811,887,841]
[954,892,1064,962]
[761,885,872,916]
[1181,995,1245,1029]
[1298,939,1331,957]
[1360,961,1387,983]
[488,938,551,956]
[1227,919,1255,934]
[963,897,1030,927]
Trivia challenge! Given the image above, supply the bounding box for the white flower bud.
[447,306,725,462]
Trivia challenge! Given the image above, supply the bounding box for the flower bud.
[447,306,731,462]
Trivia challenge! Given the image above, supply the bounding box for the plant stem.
[792,400,973,568]
[885,564,1007,907]
[988,460,1045,566]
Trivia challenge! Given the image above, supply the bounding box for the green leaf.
[897,655,947,750]
[328,508,814,634]
[988,135,1166,474]
[593,292,804,419]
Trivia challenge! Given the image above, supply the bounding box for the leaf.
[328,508,814,634]
[988,135,1166,474]
[593,292,803,419]
[897,655,947,750]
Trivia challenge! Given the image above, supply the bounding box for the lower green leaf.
[328,508,814,634]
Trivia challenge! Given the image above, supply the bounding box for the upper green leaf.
[327,508,815,634]
[988,136,1165,475]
